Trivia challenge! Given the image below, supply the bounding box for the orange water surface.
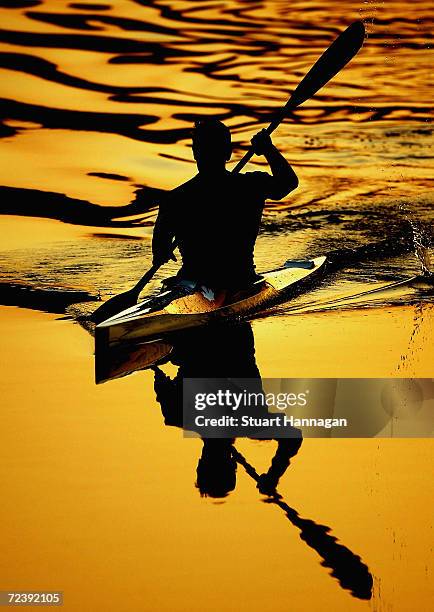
[0,1,432,610]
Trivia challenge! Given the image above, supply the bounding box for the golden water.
[0,1,433,610]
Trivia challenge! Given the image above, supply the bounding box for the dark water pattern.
[0,0,432,131]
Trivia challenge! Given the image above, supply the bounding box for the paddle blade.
[90,264,159,325]
[233,21,365,173]
[288,20,365,110]
[90,289,137,325]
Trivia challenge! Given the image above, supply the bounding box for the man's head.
[192,118,232,173]
[196,439,236,498]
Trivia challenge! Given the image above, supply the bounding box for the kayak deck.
[96,256,326,348]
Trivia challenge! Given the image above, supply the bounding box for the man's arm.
[256,436,303,495]
[251,129,298,199]
[152,199,176,266]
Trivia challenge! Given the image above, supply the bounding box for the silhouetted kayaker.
[152,119,298,288]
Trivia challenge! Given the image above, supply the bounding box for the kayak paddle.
[232,447,373,599]
[90,263,160,324]
[232,20,365,172]
[91,20,365,325]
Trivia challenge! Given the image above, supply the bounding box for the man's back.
[161,170,274,287]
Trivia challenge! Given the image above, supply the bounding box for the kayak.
[95,256,326,348]
[96,256,327,348]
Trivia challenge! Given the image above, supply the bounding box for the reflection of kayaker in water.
[152,119,299,289]
[152,322,302,498]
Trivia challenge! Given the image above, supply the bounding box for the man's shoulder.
[167,175,199,199]
[157,175,198,212]
[236,171,274,198]
[241,170,273,182]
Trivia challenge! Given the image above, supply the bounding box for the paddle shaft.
[232,20,365,174]
[131,263,160,296]
[231,112,290,174]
